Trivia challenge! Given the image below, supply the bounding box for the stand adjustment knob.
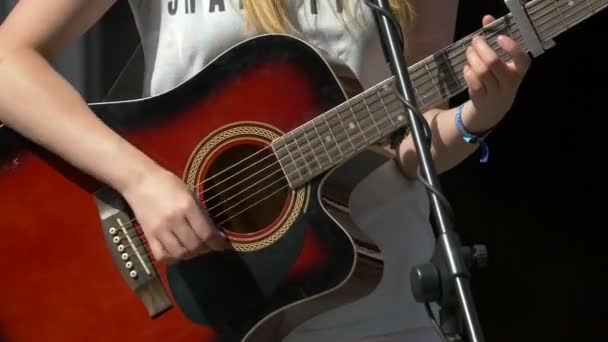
[410,263,441,303]
[471,244,489,269]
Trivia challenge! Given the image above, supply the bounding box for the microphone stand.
[365,1,487,341]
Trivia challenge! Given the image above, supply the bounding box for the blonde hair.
[241,0,414,34]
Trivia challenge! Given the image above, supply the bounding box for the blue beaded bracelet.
[455,103,491,163]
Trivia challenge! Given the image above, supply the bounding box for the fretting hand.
[460,15,532,132]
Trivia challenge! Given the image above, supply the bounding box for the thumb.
[482,14,496,26]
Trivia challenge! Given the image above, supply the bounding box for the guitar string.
[113,2,556,258]
[185,1,588,194]
[193,20,505,201]
[115,1,596,262]
[202,0,604,236]
[118,91,406,230]
[532,0,607,39]
[117,101,408,253]
[115,5,543,256]
[152,0,528,195]
[116,97,406,243]
[202,8,532,190]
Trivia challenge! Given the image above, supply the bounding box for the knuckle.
[149,222,164,235]
[179,197,195,212]
[478,65,488,75]
[156,250,169,262]
[199,230,213,242]
[174,248,189,260]
[465,47,473,58]
[488,56,501,68]
[192,239,205,249]
[471,82,483,93]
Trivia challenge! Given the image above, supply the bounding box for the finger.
[471,35,512,87]
[186,200,227,252]
[497,35,531,77]
[482,14,496,26]
[463,64,484,96]
[174,217,204,254]
[159,230,189,260]
[149,237,175,264]
[466,44,499,92]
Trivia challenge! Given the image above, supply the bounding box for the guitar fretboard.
[274,0,608,188]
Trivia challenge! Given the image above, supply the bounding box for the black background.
[445,1,608,341]
[94,1,608,341]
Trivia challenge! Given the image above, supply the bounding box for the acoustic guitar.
[0,0,605,340]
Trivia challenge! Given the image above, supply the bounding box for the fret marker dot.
[397,115,405,121]
[325,136,331,142]
[568,0,574,5]
[349,123,355,129]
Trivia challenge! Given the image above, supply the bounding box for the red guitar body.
[0,34,383,341]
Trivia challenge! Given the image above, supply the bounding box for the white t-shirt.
[128,0,391,97]
[127,1,440,341]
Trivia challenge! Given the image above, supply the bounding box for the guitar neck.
[274,0,608,188]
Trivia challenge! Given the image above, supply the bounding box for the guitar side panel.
[0,34,379,341]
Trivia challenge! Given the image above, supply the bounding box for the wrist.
[459,101,497,133]
[455,103,492,163]
[109,139,163,196]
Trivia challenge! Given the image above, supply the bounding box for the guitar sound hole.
[203,143,290,234]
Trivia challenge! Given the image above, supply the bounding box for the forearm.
[0,47,157,192]
[396,100,490,178]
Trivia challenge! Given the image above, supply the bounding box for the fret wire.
[367,82,400,132]
[413,57,456,98]
[564,0,604,26]
[273,140,297,182]
[280,93,410,182]
[534,0,605,40]
[412,25,524,108]
[280,107,404,180]
[553,0,570,29]
[424,61,444,102]
[363,94,386,136]
[413,78,427,108]
[301,123,323,171]
[583,0,596,14]
[283,136,305,183]
[355,89,394,141]
[322,114,344,160]
[284,80,400,174]
[336,81,391,136]
[334,106,360,151]
[532,0,602,38]
[561,0,595,26]
[289,132,314,177]
[410,72,432,97]
[287,87,398,171]
[529,0,561,21]
[324,114,354,159]
[408,2,539,106]
[441,48,462,94]
[311,116,334,164]
[345,84,388,133]
[278,0,606,185]
[347,102,369,144]
[546,0,575,32]
[377,86,397,127]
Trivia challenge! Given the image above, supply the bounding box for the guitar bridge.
[93,187,172,318]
